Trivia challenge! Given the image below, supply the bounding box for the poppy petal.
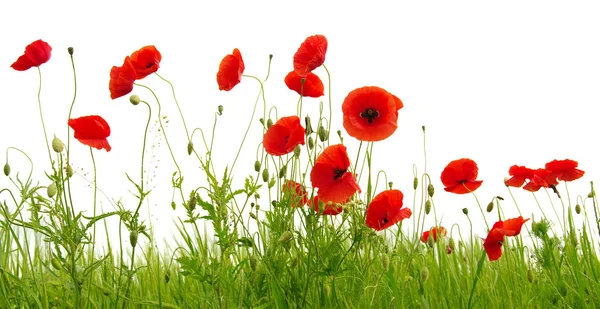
[263,116,305,156]
[284,71,324,97]
[11,40,52,71]
[129,45,161,79]
[365,189,412,231]
[68,115,112,152]
[293,35,327,76]
[109,57,137,99]
[217,48,245,91]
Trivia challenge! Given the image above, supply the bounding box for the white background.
[2,1,600,250]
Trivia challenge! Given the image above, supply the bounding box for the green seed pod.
[279,231,293,243]
[52,135,65,153]
[381,253,390,271]
[575,204,581,214]
[413,177,418,190]
[262,168,269,183]
[249,256,258,271]
[217,105,224,115]
[66,164,74,178]
[421,267,429,282]
[425,200,432,215]
[47,182,57,198]
[266,119,274,128]
[129,230,138,248]
[308,136,315,150]
[187,142,194,155]
[462,208,469,215]
[3,163,10,176]
[171,201,176,210]
[427,183,434,197]
[129,95,141,105]
[486,201,494,213]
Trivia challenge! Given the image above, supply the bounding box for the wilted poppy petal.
[68,115,112,152]
[129,45,161,79]
[342,86,403,142]
[11,39,52,71]
[441,158,483,194]
[263,116,305,156]
[284,71,324,98]
[293,34,327,76]
[217,48,245,91]
[109,57,137,99]
[365,189,412,231]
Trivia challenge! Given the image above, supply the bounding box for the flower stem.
[36,67,52,165]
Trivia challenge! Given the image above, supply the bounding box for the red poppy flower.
[342,86,404,142]
[522,168,557,192]
[109,57,137,99]
[440,158,483,194]
[68,115,112,152]
[282,180,308,208]
[309,195,344,215]
[483,216,530,261]
[310,144,361,204]
[263,116,305,156]
[129,45,161,79]
[365,189,412,231]
[217,48,245,91]
[284,71,324,98]
[545,159,584,182]
[11,39,52,71]
[505,165,535,187]
[293,34,327,77]
[420,226,448,243]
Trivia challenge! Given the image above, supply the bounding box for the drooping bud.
[218,105,224,115]
[486,201,494,213]
[421,266,429,282]
[254,160,261,172]
[47,182,57,198]
[187,142,194,155]
[129,95,141,105]
[3,163,10,176]
[424,200,432,215]
[462,208,469,215]
[279,231,293,243]
[427,184,434,197]
[381,253,390,271]
[266,119,273,128]
[249,212,257,220]
[262,168,269,183]
[413,177,418,190]
[575,204,581,214]
[52,135,65,153]
[278,165,287,179]
[129,230,138,248]
[259,118,265,125]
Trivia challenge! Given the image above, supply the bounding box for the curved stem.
[155,73,191,142]
[133,101,152,218]
[36,67,52,165]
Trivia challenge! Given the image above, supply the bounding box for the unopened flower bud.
[3,163,10,176]
[462,208,469,215]
[52,135,65,153]
[254,160,261,172]
[66,164,74,178]
[427,236,435,248]
[381,253,390,271]
[486,201,494,213]
[304,116,313,135]
[449,238,456,251]
[262,168,269,183]
[171,201,176,210]
[129,230,138,248]
[259,118,265,125]
[47,182,57,198]
[218,105,224,115]
[68,47,74,55]
[249,256,258,271]
[527,269,535,283]
[129,95,140,105]
[575,204,581,214]
[249,212,257,220]
[421,267,429,282]
[293,145,301,158]
[318,126,327,142]
[279,231,293,243]
[588,191,595,198]
[308,136,315,150]
[266,119,273,128]
[278,165,287,179]
[323,283,331,297]
[187,142,194,155]
[427,184,434,197]
[413,177,418,190]
[187,194,197,212]
[51,257,61,270]
[425,200,432,215]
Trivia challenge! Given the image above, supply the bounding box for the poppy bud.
[381,253,390,271]
[424,200,432,215]
[421,267,429,282]
[527,269,535,283]
[171,201,176,210]
[3,163,10,176]
[323,283,331,297]
[427,236,435,248]
[130,95,141,105]
[129,230,138,248]
[262,168,269,183]
[51,256,62,270]
[249,256,258,271]
[47,182,57,198]
[253,161,261,172]
[187,194,197,212]
[68,47,74,55]
[427,184,434,197]
[462,208,469,215]
[266,119,273,128]
[304,116,314,135]
[66,164,74,178]
[588,191,595,198]
[448,238,456,251]
[52,135,65,153]
[413,177,418,190]
[278,165,287,179]
[187,142,194,155]
[218,105,224,115]
[249,212,257,220]
[575,204,581,214]
[293,145,301,158]
[308,136,315,150]
[279,230,293,243]
[318,126,327,142]
[259,118,265,125]
[486,201,494,213]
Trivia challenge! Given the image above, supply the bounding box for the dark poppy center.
[146,62,155,69]
[333,168,347,180]
[360,108,379,124]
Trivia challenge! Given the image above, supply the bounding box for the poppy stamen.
[333,168,347,180]
[360,108,380,124]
